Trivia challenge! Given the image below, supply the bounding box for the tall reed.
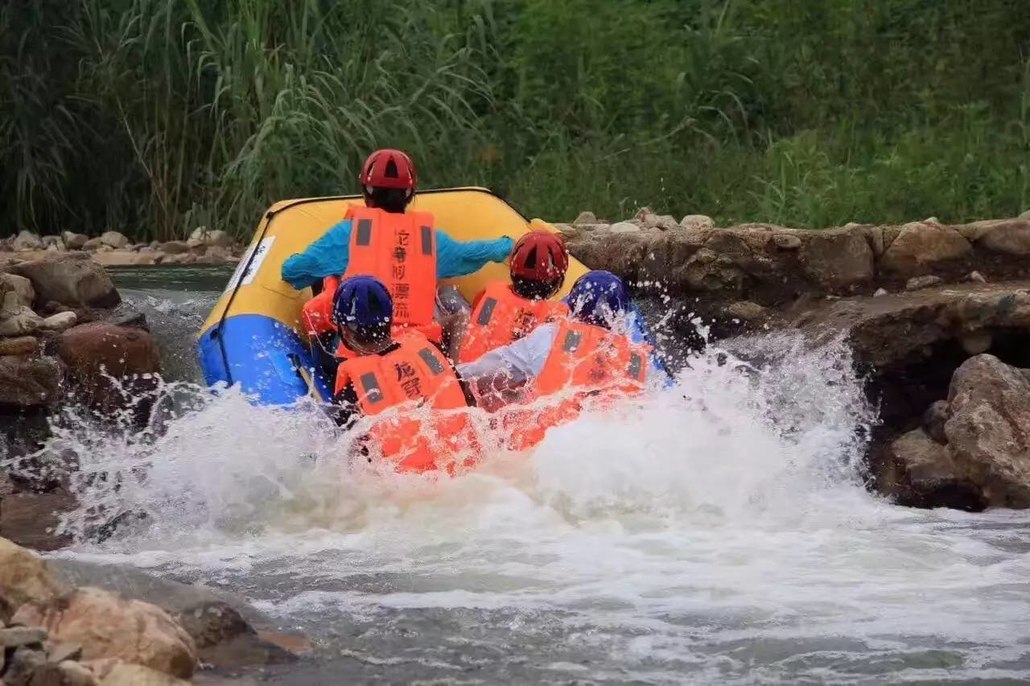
[1,0,1027,239]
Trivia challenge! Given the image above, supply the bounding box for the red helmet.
[359,149,416,209]
[509,230,569,299]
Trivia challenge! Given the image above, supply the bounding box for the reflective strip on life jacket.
[458,281,570,363]
[536,319,649,397]
[333,332,467,412]
[333,331,477,473]
[495,320,650,453]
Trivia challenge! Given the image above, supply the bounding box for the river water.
[37,267,1030,684]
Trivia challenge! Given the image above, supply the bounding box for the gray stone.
[609,221,640,234]
[966,270,988,283]
[81,237,104,251]
[978,220,1030,256]
[573,211,596,226]
[42,235,66,251]
[680,214,714,231]
[62,232,89,250]
[1,272,36,310]
[0,625,48,648]
[13,231,44,252]
[772,233,802,250]
[905,275,943,291]
[99,231,130,249]
[39,311,78,332]
[799,229,875,289]
[11,253,120,308]
[657,215,680,231]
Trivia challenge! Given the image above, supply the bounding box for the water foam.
[23,332,1030,683]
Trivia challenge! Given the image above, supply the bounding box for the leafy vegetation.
[1,0,1027,240]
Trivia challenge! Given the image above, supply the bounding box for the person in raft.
[453,229,571,363]
[328,275,482,473]
[280,148,514,361]
[458,271,658,450]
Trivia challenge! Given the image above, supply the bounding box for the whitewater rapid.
[6,269,1026,683]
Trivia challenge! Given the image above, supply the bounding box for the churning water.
[29,269,1030,683]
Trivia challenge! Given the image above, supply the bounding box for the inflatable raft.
[197,187,592,405]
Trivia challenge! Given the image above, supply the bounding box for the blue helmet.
[332,275,393,351]
[568,271,630,328]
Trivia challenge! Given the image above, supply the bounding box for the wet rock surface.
[0,537,280,684]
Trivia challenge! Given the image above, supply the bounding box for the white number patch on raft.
[224,236,276,293]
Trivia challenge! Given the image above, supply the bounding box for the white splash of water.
[28,333,1030,683]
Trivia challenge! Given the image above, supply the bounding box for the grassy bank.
[2,0,1028,240]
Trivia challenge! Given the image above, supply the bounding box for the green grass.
[1,0,1028,240]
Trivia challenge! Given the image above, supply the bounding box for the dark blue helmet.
[568,271,630,328]
[332,275,393,351]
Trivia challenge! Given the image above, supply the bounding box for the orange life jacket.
[334,332,478,473]
[457,281,569,364]
[301,206,442,343]
[502,319,649,451]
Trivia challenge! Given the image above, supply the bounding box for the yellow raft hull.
[196,187,587,404]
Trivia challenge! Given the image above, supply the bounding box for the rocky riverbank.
[0,252,164,548]
[2,228,243,267]
[560,208,1030,511]
[0,536,305,685]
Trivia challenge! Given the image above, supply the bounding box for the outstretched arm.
[435,229,513,279]
[281,220,354,290]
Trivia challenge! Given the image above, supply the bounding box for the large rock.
[880,222,971,276]
[175,600,296,668]
[187,227,233,249]
[12,587,198,678]
[0,537,64,623]
[973,219,1030,256]
[943,355,1030,507]
[0,355,63,407]
[98,231,130,250]
[876,355,1030,510]
[10,253,120,309]
[13,231,44,252]
[792,281,1030,369]
[1,273,36,308]
[798,228,875,290]
[204,229,233,248]
[55,322,160,414]
[878,428,984,510]
[0,273,43,336]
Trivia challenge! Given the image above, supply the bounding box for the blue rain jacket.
[281,219,513,290]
